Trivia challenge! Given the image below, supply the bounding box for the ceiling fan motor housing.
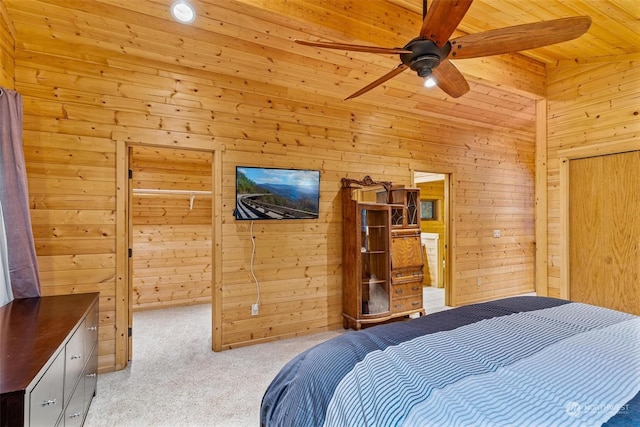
[401,38,452,76]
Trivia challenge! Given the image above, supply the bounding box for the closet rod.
[132,189,211,195]
[132,189,212,210]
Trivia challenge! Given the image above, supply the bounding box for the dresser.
[0,293,99,427]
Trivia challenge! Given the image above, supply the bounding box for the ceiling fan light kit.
[401,38,451,77]
[294,0,591,100]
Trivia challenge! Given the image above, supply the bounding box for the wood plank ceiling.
[389,0,639,63]
[4,0,639,130]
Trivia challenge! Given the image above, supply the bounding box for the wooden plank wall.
[546,58,640,297]
[25,132,118,371]
[0,0,14,88]
[9,2,537,371]
[130,145,212,311]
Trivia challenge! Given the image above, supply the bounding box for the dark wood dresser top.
[0,293,99,395]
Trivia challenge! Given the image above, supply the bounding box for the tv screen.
[235,166,320,220]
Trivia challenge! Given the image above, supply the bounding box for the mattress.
[261,296,639,426]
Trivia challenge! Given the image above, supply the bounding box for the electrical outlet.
[477,277,481,287]
[493,229,501,238]
[251,303,259,316]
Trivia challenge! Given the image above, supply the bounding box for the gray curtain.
[0,200,12,306]
[0,87,41,299]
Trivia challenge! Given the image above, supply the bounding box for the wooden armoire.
[342,176,425,330]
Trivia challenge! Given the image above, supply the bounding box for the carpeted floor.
[85,287,448,426]
[84,304,343,427]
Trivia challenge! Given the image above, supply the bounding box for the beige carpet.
[84,304,343,427]
[85,287,454,426]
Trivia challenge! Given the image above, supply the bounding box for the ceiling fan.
[295,0,591,100]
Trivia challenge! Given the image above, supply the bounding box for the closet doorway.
[127,145,213,359]
[414,171,451,308]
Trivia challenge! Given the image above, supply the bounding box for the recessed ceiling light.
[171,0,196,24]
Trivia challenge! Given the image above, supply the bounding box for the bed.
[260,296,639,426]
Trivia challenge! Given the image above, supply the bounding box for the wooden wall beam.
[0,0,16,88]
[534,99,548,296]
[115,140,128,370]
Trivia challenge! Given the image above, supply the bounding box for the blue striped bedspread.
[260,296,640,427]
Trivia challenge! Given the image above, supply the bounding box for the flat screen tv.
[234,166,320,220]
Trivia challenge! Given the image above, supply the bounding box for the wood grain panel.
[605,151,640,314]
[569,157,605,305]
[391,234,423,270]
[570,152,640,315]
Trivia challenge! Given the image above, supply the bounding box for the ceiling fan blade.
[295,39,411,54]
[345,64,409,100]
[419,0,473,47]
[450,16,592,60]
[431,59,470,98]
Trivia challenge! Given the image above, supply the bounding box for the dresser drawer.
[63,322,86,407]
[63,379,84,427]
[83,347,98,413]
[84,302,99,358]
[29,350,64,427]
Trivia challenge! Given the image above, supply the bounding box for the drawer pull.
[394,304,403,309]
[395,289,403,295]
[86,373,97,378]
[412,286,419,291]
[87,326,98,331]
[69,412,82,418]
[42,399,57,406]
[412,301,420,306]
[70,354,82,360]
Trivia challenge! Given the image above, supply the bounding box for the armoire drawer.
[392,282,422,298]
[391,270,423,285]
[391,296,422,314]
